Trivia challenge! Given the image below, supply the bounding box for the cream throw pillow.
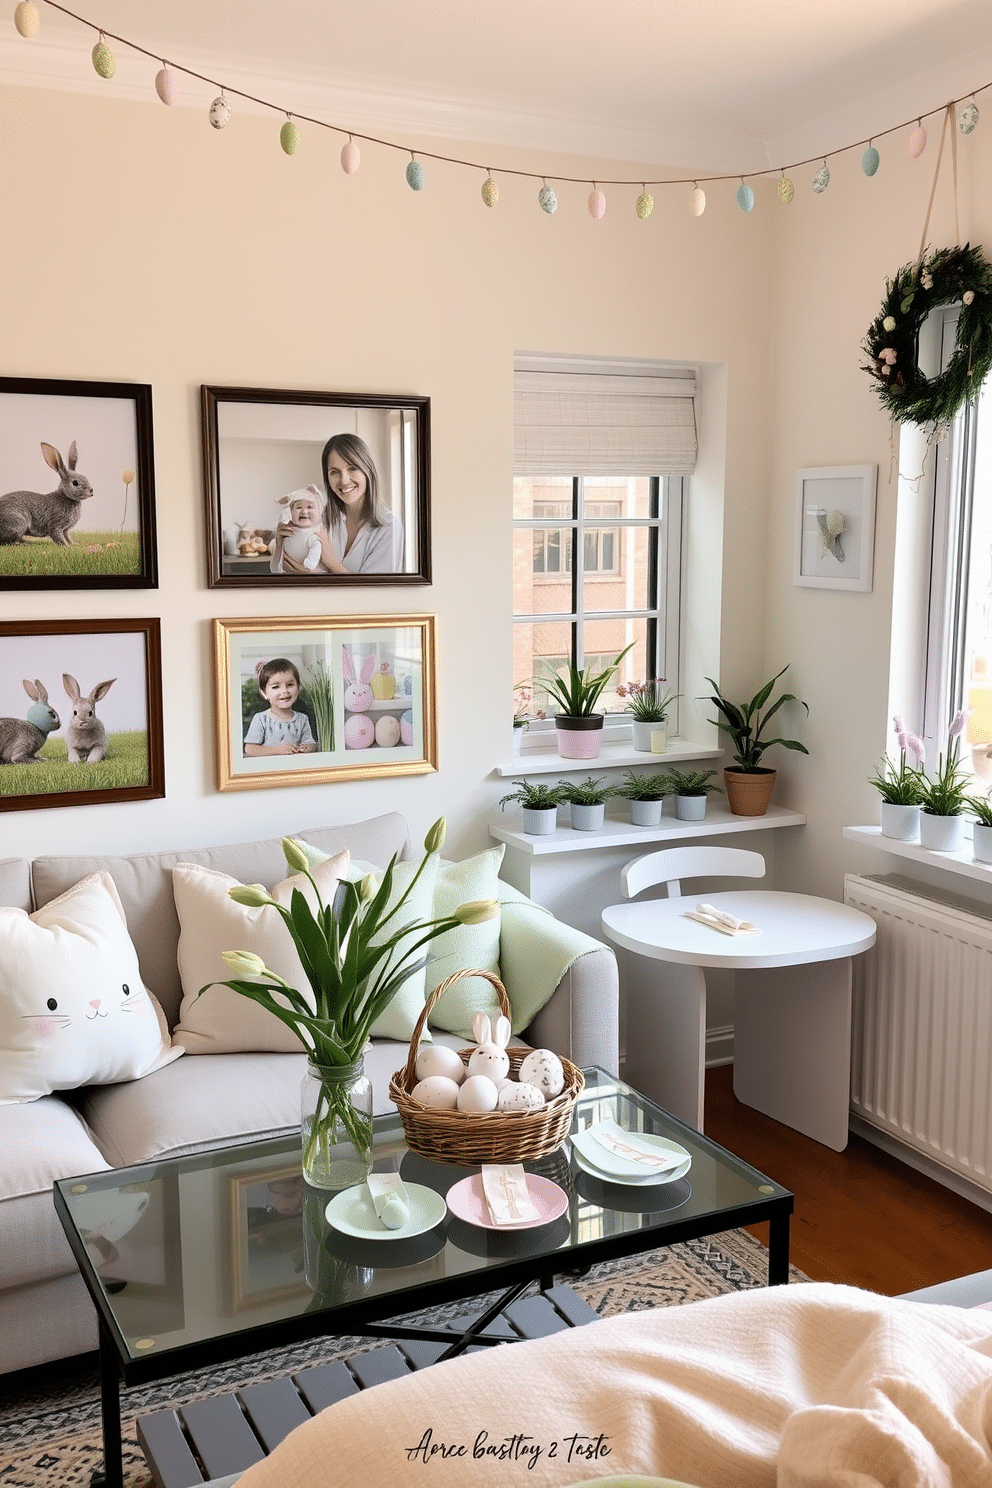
[171,852,349,1054]
[0,872,181,1104]
[424,847,505,1036]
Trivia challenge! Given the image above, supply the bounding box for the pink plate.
[445,1173,569,1230]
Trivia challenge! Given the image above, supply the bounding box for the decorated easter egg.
[280,119,300,155]
[341,138,361,173]
[209,95,231,129]
[588,188,607,219]
[635,191,654,220]
[92,40,116,78]
[497,1081,545,1112]
[379,1194,409,1229]
[736,182,755,213]
[411,1075,460,1110]
[456,1074,500,1113]
[403,673,413,694]
[374,714,401,748]
[689,186,706,217]
[538,183,558,215]
[907,125,927,158]
[415,1045,465,1085]
[481,177,499,208]
[862,145,880,177]
[518,1048,565,1099]
[812,163,831,194]
[960,102,980,135]
[400,710,414,746]
[14,3,40,38]
[406,159,426,191]
[344,714,375,750]
[155,66,178,106]
[777,176,795,204]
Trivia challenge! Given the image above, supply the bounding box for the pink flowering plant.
[869,715,925,805]
[616,679,681,724]
[920,711,973,817]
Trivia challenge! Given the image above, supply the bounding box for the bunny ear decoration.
[341,646,356,682]
[472,1012,492,1045]
[493,1015,511,1049]
[360,654,376,684]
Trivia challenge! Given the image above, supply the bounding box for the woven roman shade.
[514,367,697,477]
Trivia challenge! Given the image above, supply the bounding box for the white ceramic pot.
[521,805,558,836]
[631,721,655,752]
[972,822,992,864]
[675,793,707,821]
[880,802,921,841]
[556,715,604,759]
[570,801,605,831]
[512,724,526,757]
[919,811,965,853]
[629,797,664,827]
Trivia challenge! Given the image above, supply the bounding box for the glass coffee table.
[54,1068,792,1488]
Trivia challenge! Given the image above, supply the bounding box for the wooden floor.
[703,1064,992,1296]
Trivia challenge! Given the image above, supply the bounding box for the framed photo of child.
[212,614,438,791]
[201,386,431,588]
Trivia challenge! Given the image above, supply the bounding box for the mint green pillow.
[424,847,505,1037]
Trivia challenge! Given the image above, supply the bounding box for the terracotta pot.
[555,714,604,760]
[723,767,776,817]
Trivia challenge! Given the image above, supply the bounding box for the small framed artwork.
[229,1164,309,1313]
[0,618,165,812]
[794,464,878,592]
[0,376,158,590]
[201,385,431,587]
[213,613,438,792]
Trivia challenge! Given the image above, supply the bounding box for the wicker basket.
[389,968,584,1165]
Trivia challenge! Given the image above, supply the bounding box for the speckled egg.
[736,182,755,213]
[538,183,558,215]
[91,40,116,78]
[341,139,361,173]
[862,146,880,177]
[497,1081,545,1112]
[588,188,607,219]
[280,120,300,156]
[406,159,426,191]
[155,66,178,106]
[399,710,414,746]
[635,191,654,220]
[411,1075,460,1110]
[481,177,499,208]
[960,102,980,135]
[375,714,401,748]
[456,1075,500,1113]
[14,3,40,38]
[777,176,795,204]
[209,95,231,129]
[518,1048,565,1099]
[344,714,375,750]
[907,125,927,159]
[415,1045,465,1085]
[812,163,831,194]
[689,186,706,217]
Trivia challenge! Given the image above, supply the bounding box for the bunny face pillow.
[0,872,181,1104]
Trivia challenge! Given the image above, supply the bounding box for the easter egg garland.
[862,243,992,430]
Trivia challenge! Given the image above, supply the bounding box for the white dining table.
[601,889,877,1151]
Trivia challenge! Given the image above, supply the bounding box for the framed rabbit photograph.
[0,618,165,812]
[0,376,158,590]
[201,385,431,588]
[212,613,437,791]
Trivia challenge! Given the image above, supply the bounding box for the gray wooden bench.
[136,1284,600,1488]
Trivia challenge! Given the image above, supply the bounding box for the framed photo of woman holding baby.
[201,386,431,588]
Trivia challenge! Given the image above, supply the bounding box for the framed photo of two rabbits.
[213,614,437,791]
[0,376,158,590]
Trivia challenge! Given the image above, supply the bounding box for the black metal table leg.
[767,1209,791,1285]
[91,1321,124,1488]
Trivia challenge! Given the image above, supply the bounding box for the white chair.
[601,847,876,1149]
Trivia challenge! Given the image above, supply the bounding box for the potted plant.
[616,680,681,753]
[512,683,543,757]
[498,779,566,835]
[918,711,972,852]
[966,788,992,864]
[667,768,722,821]
[703,665,809,817]
[557,775,613,831]
[201,820,496,1189]
[611,768,670,826]
[537,643,634,760]
[869,715,925,840]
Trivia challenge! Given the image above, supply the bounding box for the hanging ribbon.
[918,104,961,261]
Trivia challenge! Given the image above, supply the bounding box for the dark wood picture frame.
[201,385,431,588]
[0,617,165,812]
[0,376,158,590]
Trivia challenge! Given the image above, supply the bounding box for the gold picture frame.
[213,613,437,791]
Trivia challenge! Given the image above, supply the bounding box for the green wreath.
[862,243,992,429]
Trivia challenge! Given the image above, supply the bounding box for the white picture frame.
[793,464,877,592]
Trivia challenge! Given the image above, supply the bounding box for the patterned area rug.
[0,1229,807,1488]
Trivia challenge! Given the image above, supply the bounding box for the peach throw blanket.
[236,1283,992,1488]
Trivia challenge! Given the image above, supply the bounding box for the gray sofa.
[0,811,619,1376]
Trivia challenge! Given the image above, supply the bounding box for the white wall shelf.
[496,738,722,778]
[843,825,992,892]
[493,801,806,856]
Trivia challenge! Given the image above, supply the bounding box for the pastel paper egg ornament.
[907,123,927,158]
[960,101,980,135]
[862,144,880,177]
[154,65,178,106]
[736,181,755,213]
[341,137,361,173]
[406,157,426,191]
[481,174,499,208]
[399,710,413,746]
[538,181,557,215]
[777,175,795,204]
[689,184,706,217]
[588,186,607,219]
[14,2,40,38]
[635,189,654,220]
[208,94,231,129]
[812,162,831,194]
[91,37,116,79]
[280,117,300,155]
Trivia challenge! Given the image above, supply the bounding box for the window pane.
[582,617,655,711]
[514,529,573,613]
[513,622,572,716]
[580,526,657,611]
[514,476,572,520]
[582,476,655,518]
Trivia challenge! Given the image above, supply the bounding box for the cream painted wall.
[0,83,775,865]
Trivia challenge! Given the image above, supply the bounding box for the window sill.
[492,801,806,854]
[843,825,992,889]
[496,736,722,778]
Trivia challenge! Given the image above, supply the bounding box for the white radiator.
[844,873,992,1200]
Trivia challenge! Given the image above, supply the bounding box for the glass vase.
[301,1059,373,1191]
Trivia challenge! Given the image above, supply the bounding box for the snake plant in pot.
[704,666,809,817]
[537,643,634,760]
[201,820,497,1189]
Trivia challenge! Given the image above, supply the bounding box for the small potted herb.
[556,775,613,831]
[703,666,809,817]
[498,779,566,836]
[869,715,924,841]
[611,768,670,826]
[966,789,992,864]
[616,680,681,752]
[537,643,634,761]
[667,768,722,822]
[918,711,971,852]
